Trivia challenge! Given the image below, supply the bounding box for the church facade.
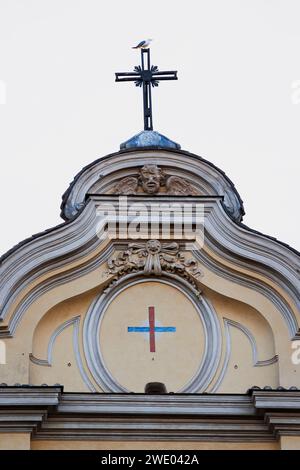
[0,50,300,450]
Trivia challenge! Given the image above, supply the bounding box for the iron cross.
[115,49,178,131]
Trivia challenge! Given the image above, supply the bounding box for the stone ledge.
[0,388,300,441]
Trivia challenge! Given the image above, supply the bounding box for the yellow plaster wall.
[0,261,110,385]
[2,243,298,390]
[280,436,300,450]
[0,433,31,450]
[100,281,204,392]
[203,286,278,392]
[198,260,299,388]
[31,326,87,391]
[31,439,280,450]
[24,277,279,394]
[30,287,101,390]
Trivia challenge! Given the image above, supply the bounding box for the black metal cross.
[115,49,178,131]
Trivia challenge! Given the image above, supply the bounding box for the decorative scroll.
[107,240,202,291]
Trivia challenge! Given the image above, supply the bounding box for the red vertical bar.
[149,306,155,353]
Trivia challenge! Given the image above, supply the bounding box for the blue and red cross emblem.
[128,306,176,352]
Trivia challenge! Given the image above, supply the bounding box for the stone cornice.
[0,386,62,406]
[1,388,300,442]
[59,148,245,223]
[0,196,298,339]
[251,390,300,409]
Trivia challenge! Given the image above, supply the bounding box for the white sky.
[0,0,299,256]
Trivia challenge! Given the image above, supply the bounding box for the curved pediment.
[60,148,245,223]
[28,272,278,394]
[0,146,299,399]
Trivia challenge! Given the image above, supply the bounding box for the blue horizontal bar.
[128,327,176,332]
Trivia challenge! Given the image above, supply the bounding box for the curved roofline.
[60,147,245,221]
[0,196,299,267]
[0,147,299,265]
[0,207,82,265]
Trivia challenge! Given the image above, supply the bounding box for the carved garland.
[107,240,202,293]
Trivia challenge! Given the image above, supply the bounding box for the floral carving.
[107,240,202,292]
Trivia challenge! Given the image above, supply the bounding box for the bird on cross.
[115,44,178,130]
[132,38,153,49]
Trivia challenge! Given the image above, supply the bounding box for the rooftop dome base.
[120,130,181,150]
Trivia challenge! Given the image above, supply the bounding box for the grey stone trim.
[72,315,97,392]
[0,196,298,344]
[0,411,46,423]
[204,235,300,316]
[83,272,222,393]
[256,357,279,367]
[33,420,272,442]
[265,413,300,438]
[60,148,245,223]
[0,202,101,324]
[251,390,300,409]
[224,318,278,367]
[57,392,254,416]
[0,220,115,337]
[211,318,278,392]
[0,410,47,434]
[29,356,50,367]
[203,201,300,296]
[0,387,62,406]
[194,248,299,340]
[30,317,80,367]
[1,388,300,441]
[29,317,96,393]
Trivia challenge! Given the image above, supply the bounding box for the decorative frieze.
[107,240,202,291]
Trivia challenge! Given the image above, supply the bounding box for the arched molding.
[0,202,109,327]
[60,148,245,222]
[211,318,278,392]
[30,315,96,392]
[83,272,222,393]
[0,196,298,342]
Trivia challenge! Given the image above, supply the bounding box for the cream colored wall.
[31,326,87,391]
[199,258,299,388]
[0,256,110,385]
[31,439,280,450]
[30,287,101,391]
[0,433,30,450]
[24,276,278,393]
[1,243,298,391]
[6,433,300,450]
[101,282,204,392]
[280,436,300,450]
[25,276,279,394]
[203,286,278,392]
[3,433,299,450]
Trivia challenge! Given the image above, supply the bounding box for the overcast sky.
[0,0,299,256]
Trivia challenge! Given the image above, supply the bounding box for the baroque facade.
[0,140,300,450]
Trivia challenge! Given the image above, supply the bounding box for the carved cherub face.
[139,165,164,194]
[146,239,161,254]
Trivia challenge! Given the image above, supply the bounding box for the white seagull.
[132,39,153,49]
